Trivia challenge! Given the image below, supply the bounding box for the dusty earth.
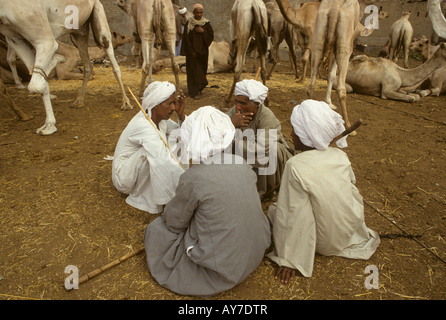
[0,53,445,304]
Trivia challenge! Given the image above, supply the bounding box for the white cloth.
[178,7,187,15]
[180,106,235,162]
[267,148,380,277]
[291,99,347,150]
[141,81,176,117]
[112,111,185,214]
[234,79,268,104]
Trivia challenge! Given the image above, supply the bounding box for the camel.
[409,36,446,97]
[305,0,366,133]
[410,35,440,61]
[6,31,132,85]
[265,1,299,80]
[126,0,179,97]
[274,0,321,83]
[0,0,132,135]
[341,43,446,102]
[380,12,413,68]
[226,0,269,104]
[428,0,446,39]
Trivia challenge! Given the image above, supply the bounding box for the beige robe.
[267,148,380,277]
[227,105,294,197]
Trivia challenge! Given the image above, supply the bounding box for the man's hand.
[194,26,204,33]
[275,266,296,284]
[231,111,253,128]
[175,89,186,122]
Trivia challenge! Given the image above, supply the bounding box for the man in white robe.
[112,81,186,214]
[267,99,380,283]
[144,106,271,297]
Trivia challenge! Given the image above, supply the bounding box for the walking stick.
[66,246,145,290]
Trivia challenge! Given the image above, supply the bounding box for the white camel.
[265,1,299,80]
[126,0,179,97]
[226,0,269,104]
[342,43,446,102]
[0,0,132,135]
[383,11,413,68]
[428,0,446,39]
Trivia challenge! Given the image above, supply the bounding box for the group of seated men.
[111,79,380,297]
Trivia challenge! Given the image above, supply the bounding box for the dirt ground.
[0,53,445,302]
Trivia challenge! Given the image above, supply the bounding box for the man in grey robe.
[144,106,271,297]
[226,79,294,199]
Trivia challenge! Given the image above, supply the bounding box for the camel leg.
[139,36,152,97]
[325,59,338,109]
[70,31,93,108]
[284,29,299,80]
[5,45,26,89]
[307,10,328,98]
[225,37,250,104]
[103,39,132,110]
[266,43,279,80]
[165,35,180,93]
[90,1,132,110]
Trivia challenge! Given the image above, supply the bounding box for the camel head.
[111,31,132,49]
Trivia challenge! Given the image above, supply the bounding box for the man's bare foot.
[275,266,296,284]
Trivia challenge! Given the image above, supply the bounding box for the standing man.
[175,6,188,56]
[144,106,271,297]
[112,81,187,214]
[226,79,294,199]
[180,3,214,100]
[267,99,380,283]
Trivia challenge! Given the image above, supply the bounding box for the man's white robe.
[112,111,185,213]
[267,148,380,277]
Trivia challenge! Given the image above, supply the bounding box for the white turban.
[234,79,268,104]
[178,7,187,15]
[290,99,347,150]
[180,106,235,162]
[141,81,176,117]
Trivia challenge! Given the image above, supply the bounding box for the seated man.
[267,99,380,283]
[144,106,271,297]
[226,79,294,199]
[112,81,186,214]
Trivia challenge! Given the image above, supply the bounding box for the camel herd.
[1,0,446,136]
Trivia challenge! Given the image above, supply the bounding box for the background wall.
[98,0,446,57]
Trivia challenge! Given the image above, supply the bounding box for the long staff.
[127,86,182,167]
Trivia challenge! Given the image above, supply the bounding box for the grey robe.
[227,105,294,198]
[144,154,271,297]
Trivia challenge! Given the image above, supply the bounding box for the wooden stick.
[364,200,446,265]
[127,86,182,167]
[70,246,145,290]
[254,67,261,81]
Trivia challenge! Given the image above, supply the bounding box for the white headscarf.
[178,7,187,15]
[141,81,176,117]
[234,79,268,104]
[180,106,235,162]
[290,99,347,150]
